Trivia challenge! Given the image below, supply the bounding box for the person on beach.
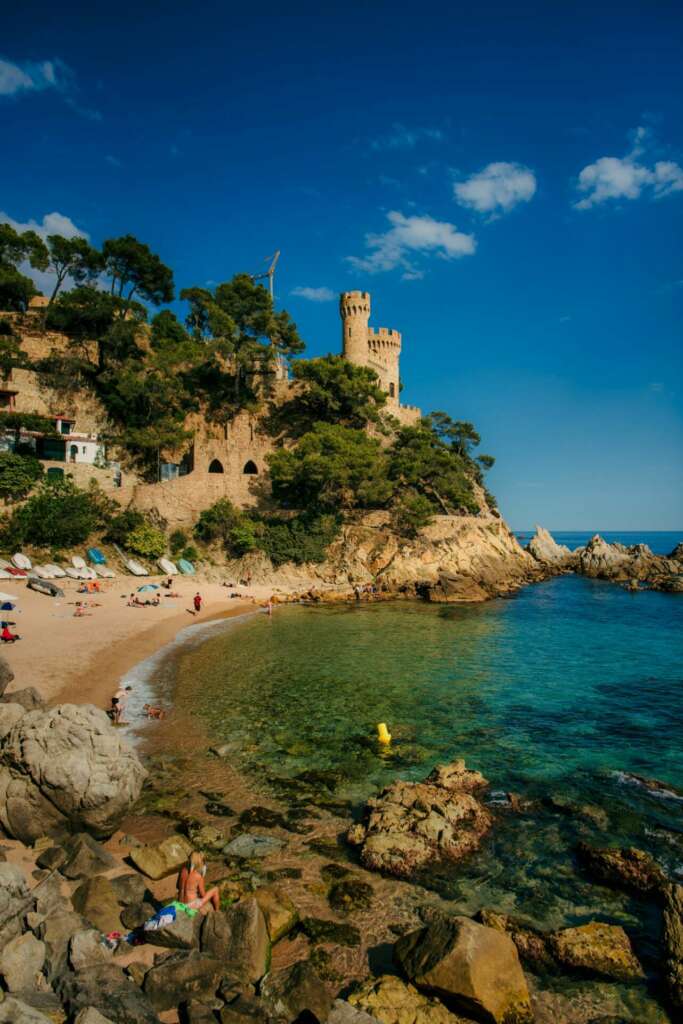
[1,623,20,642]
[112,685,132,723]
[193,592,202,613]
[74,602,92,617]
[177,851,219,912]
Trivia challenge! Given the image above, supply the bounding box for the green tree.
[45,234,102,304]
[0,451,44,501]
[0,224,49,312]
[194,498,243,544]
[102,234,174,310]
[268,355,387,437]
[388,421,479,515]
[104,509,145,546]
[391,490,435,537]
[126,522,166,559]
[267,422,393,511]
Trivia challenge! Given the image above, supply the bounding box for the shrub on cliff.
[2,478,107,548]
[126,522,166,559]
[0,451,44,501]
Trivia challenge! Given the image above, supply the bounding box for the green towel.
[168,899,199,918]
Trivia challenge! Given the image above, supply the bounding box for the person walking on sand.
[193,592,202,614]
[177,851,219,913]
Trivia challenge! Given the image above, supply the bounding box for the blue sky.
[1,0,682,530]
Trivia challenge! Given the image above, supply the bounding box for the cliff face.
[221,511,544,602]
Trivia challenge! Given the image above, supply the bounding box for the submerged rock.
[549,922,643,981]
[395,915,533,1024]
[348,759,492,879]
[576,842,668,898]
[224,833,283,859]
[300,916,361,946]
[328,877,374,914]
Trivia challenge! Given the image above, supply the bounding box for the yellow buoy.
[377,722,392,745]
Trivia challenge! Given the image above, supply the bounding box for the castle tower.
[340,291,371,367]
[340,290,402,406]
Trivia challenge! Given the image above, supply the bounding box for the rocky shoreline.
[1,647,682,1024]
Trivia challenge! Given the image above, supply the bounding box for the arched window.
[208,459,224,474]
[243,460,258,475]
[69,444,78,463]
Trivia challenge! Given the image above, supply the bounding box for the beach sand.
[0,573,275,708]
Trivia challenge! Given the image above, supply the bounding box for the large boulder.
[347,974,466,1024]
[0,931,46,992]
[525,527,573,567]
[71,876,122,934]
[0,704,146,843]
[0,703,24,741]
[0,997,54,1023]
[145,908,200,950]
[0,654,14,697]
[328,1001,381,1024]
[57,962,159,1024]
[69,928,115,971]
[0,862,30,947]
[395,916,532,1024]
[260,961,333,1023]
[662,883,683,1009]
[549,922,643,981]
[347,760,492,879]
[576,842,668,898]
[477,910,555,972]
[129,833,193,880]
[201,897,270,983]
[0,688,45,711]
[253,886,299,942]
[143,951,224,1013]
[59,833,118,879]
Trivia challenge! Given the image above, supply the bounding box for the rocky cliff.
[219,511,545,603]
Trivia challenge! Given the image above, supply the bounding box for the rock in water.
[348,974,468,1024]
[576,842,668,897]
[394,915,532,1024]
[0,704,146,843]
[662,883,683,1009]
[525,526,573,567]
[348,759,492,879]
[549,922,644,981]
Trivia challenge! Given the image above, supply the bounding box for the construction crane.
[250,250,280,301]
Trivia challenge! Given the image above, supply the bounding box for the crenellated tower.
[340,290,402,406]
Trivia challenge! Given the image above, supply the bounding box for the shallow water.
[156,550,682,1019]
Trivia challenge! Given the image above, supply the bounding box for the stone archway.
[208,459,224,474]
[243,460,258,475]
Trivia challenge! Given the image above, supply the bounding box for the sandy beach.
[0,573,276,710]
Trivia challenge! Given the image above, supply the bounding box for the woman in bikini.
[177,851,219,913]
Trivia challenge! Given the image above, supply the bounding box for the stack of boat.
[0,548,196,586]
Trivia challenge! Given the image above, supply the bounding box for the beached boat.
[64,567,88,580]
[44,564,67,578]
[177,558,195,575]
[94,566,116,579]
[158,557,178,575]
[33,565,56,580]
[27,578,64,598]
[72,556,87,570]
[126,559,149,577]
[87,547,107,564]
[12,553,32,570]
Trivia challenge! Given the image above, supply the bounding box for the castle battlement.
[339,290,419,422]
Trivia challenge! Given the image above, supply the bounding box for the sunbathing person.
[177,851,219,913]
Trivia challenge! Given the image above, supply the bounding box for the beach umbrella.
[137,584,160,592]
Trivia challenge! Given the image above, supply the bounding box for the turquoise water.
[167,535,683,942]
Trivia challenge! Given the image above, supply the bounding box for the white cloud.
[454,162,537,217]
[371,123,444,151]
[0,56,100,120]
[0,210,89,296]
[0,58,61,96]
[575,127,683,209]
[291,286,336,302]
[347,210,476,279]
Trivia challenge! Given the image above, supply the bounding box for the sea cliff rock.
[224,512,545,603]
[575,534,680,586]
[348,759,492,879]
[575,842,668,898]
[0,704,146,843]
[662,883,683,1009]
[395,915,533,1024]
[525,526,574,567]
